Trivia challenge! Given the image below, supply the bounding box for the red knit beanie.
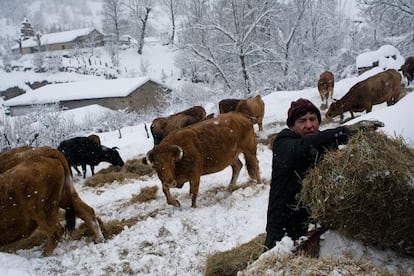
[286,98,321,127]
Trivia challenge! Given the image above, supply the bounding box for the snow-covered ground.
[0,39,413,275]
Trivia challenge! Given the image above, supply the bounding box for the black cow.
[58,137,124,178]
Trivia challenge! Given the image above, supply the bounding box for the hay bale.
[204,234,265,276]
[299,131,414,256]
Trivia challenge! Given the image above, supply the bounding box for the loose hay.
[239,252,392,275]
[85,156,154,187]
[299,131,414,256]
[204,234,266,276]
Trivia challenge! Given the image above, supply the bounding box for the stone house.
[4,77,172,116]
[11,28,104,55]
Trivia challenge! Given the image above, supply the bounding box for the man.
[263,98,383,252]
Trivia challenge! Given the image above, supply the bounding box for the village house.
[12,27,104,55]
[4,77,172,116]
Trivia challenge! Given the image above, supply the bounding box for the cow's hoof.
[169,199,181,207]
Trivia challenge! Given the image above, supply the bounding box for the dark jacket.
[265,126,348,243]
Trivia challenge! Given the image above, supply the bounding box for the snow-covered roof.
[4,77,164,106]
[12,27,100,49]
[356,45,404,69]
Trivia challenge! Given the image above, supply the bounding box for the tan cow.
[0,146,104,256]
[326,69,401,121]
[235,95,265,131]
[150,105,207,145]
[143,112,261,208]
[317,71,334,106]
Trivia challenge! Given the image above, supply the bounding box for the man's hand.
[344,120,385,135]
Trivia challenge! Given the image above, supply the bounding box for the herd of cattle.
[0,56,413,256]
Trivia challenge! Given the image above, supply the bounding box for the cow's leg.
[73,166,81,176]
[70,193,104,243]
[90,165,95,176]
[189,178,201,208]
[258,118,263,132]
[41,214,64,256]
[244,152,261,184]
[30,197,64,256]
[81,164,87,178]
[162,185,180,207]
[228,157,243,189]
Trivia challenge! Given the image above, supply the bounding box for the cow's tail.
[55,150,77,232]
[54,149,105,243]
[36,147,77,232]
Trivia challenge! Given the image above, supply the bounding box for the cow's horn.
[172,145,183,160]
[112,146,119,150]
[145,150,153,166]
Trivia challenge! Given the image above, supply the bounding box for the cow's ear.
[171,145,183,162]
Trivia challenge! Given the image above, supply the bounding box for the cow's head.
[150,118,168,145]
[101,146,124,167]
[325,99,344,120]
[143,145,183,188]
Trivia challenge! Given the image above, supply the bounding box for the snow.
[0,38,414,275]
[356,44,405,69]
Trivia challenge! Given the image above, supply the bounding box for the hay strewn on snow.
[300,131,414,256]
[85,156,154,187]
[239,252,392,275]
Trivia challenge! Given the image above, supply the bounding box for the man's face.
[290,111,320,137]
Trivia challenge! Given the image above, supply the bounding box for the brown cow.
[326,69,401,121]
[88,134,101,145]
[0,146,104,256]
[317,71,334,106]
[150,105,206,145]
[235,95,265,131]
[143,112,261,208]
[399,56,414,86]
[218,98,242,114]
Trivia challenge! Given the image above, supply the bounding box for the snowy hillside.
[1,32,414,275]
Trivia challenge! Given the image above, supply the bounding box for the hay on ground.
[239,252,392,275]
[85,156,154,187]
[204,234,266,276]
[299,131,414,256]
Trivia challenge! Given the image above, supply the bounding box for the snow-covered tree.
[357,0,414,56]
[159,0,181,45]
[178,0,361,92]
[124,0,153,55]
[102,0,126,43]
